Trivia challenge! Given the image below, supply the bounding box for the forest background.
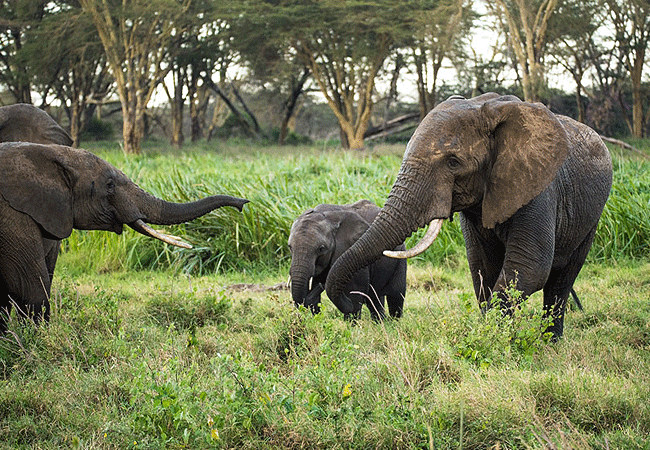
[1,0,649,153]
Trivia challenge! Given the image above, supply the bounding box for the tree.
[227,9,312,145]
[487,0,560,102]
[546,0,605,123]
[0,0,48,103]
[239,1,435,149]
[410,0,475,118]
[604,0,650,138]
[21,4,112,146]
[79,0,194,154]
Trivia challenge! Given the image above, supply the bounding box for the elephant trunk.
[325,189,423,313]
[127,188,248,248]
[289,258,314,307]
[145,194,248,225]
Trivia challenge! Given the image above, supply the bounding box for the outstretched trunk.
[149,195,248,225]
[127,188,248,247]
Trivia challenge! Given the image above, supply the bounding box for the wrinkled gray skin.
[326,93,613,340]
[289,200,407,320]
[0,141,248,330]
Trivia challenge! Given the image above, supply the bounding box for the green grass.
[0,139,649,449]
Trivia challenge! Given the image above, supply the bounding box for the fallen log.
[600,135,650,160]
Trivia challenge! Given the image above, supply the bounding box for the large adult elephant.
[325,93,612,340]
[0,142,248,330]
[288,200,407,320]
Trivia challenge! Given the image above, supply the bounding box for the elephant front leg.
[0,221,52,328]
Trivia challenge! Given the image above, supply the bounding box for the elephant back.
[0,103,73,146]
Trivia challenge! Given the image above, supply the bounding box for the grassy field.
[0,139,649,449]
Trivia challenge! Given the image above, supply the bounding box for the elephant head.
[0,142,248,246]
[0,103,73,146]
[325,93,576,313]
[289,201,377,313]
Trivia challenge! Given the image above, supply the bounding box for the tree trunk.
[122,101,144,155]
[279,68,310,145]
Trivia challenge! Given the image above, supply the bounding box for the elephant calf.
[288,200,407,320]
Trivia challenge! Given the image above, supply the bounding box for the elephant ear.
[325,210,372,263]
[0,143,74,239]
[481,98,570,229]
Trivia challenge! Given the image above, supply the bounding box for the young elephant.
[288,200,407,320]
[0,142,249,331]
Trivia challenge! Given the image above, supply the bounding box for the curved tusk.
[383,218,444,259]
[131,219,193,249]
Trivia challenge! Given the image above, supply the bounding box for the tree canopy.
[2,0,649,151]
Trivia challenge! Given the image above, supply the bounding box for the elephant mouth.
[128,219,193,249]
[383,218,444,259]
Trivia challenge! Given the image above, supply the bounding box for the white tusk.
[132,219,193,249]
[309,277,313,291]
[383,218,444,259]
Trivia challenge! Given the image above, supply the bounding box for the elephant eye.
[317,244,327,254]
[447,156,461,170]
[106,179,116,194]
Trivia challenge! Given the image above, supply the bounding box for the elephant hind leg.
[543,225,598,340]
[386,293,404,319]
[364,291,386,322]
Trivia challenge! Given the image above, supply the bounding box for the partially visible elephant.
[0,103,73,146]
[0,141,249,330]
[288,200,407,320]
[326,93,612,340]
[0,103,74,309]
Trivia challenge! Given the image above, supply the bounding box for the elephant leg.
[0,284,11,333]
[304,283,324,314]
[490,202,556,314]
[543,225,598,340]
[43,239,61,282]
[342,270,370,321]
[0,219,52,326]
[460,213,505,310]
[384,266,406,319]
[366,293,386,322]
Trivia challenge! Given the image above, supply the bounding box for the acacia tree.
[546,0,604,122]
[80,0,193,154]
[243,1,434,149]
[227,9,312,145]
[0,0,48,103]
[487,0,560,102]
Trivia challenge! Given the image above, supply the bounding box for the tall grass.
[63,140,650,277]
